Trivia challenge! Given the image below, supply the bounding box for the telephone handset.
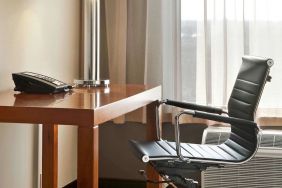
[12,72,73,94]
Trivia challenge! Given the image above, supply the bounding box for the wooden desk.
[0,84,162,188]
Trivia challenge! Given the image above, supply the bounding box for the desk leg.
[146,101,162,188]
[77,126,99,188]
[42,124,58,188]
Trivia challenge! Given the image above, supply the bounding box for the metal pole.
[75,0,110,87]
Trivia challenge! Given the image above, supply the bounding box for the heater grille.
[202,127,282,188]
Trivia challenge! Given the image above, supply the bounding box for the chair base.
[139,168,198,188]
[169,175,198,188]
[152,160,211,174]
[150,160,222,188]
[138,161,202,188]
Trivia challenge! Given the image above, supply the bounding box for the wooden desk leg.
[77,126,99,188]
[42,124,58,188]
[146,101,162,188]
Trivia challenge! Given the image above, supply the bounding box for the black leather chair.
[130,56,274,188]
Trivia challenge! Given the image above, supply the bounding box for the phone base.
[74,79,110,87]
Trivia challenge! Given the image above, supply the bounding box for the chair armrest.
[192,110,257,127]
[164,99,225,114]
[173,110,258,161]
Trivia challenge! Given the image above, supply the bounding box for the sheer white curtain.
[181,0,282,111]
[104,0,180,122]
[145,0,181,101]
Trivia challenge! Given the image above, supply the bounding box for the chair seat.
[130,139,253,163]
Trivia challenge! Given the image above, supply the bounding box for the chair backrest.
[226,56,273,160]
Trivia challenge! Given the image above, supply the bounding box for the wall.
[0,0,80,187]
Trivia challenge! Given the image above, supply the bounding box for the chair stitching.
[230,132,253,147]
[231,125,255,141]
[155,141,175,155]
[179,143,193,157]
[199,145,226,159]
[181,143,204,158]
[233,87,256,96]
[189,144,209,158]
[229,105,252,117]
[230,96,251,105]
[217,145,241,160]
[225,139,252,156]
[237,78,259,86]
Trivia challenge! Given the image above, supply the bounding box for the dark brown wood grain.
[42,124,58,188]
[0,85,161,126]
[77,126,99,188]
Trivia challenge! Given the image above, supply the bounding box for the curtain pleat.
[103,0,282,126]
[105,0,127,123]
[105,0,127,85]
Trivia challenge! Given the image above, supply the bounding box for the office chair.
[130,56,274,188]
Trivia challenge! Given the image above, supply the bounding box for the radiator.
[201,127,282,188]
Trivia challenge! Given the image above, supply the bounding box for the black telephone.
[12,72,73,94]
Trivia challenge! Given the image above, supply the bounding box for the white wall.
[0,0,80,187]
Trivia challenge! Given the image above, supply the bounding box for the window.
[181,0,282,108]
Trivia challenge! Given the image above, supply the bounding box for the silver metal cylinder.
[83,0,99,80]
[75,0,109,87]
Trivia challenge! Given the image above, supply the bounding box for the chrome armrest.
[155,100,166,140]
[174,110,195,161]
[173,109,258,161]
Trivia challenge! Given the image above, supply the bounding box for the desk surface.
[0,84,161,126]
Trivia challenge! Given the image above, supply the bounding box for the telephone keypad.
[25,72,64,86]
[12,71,72,94]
